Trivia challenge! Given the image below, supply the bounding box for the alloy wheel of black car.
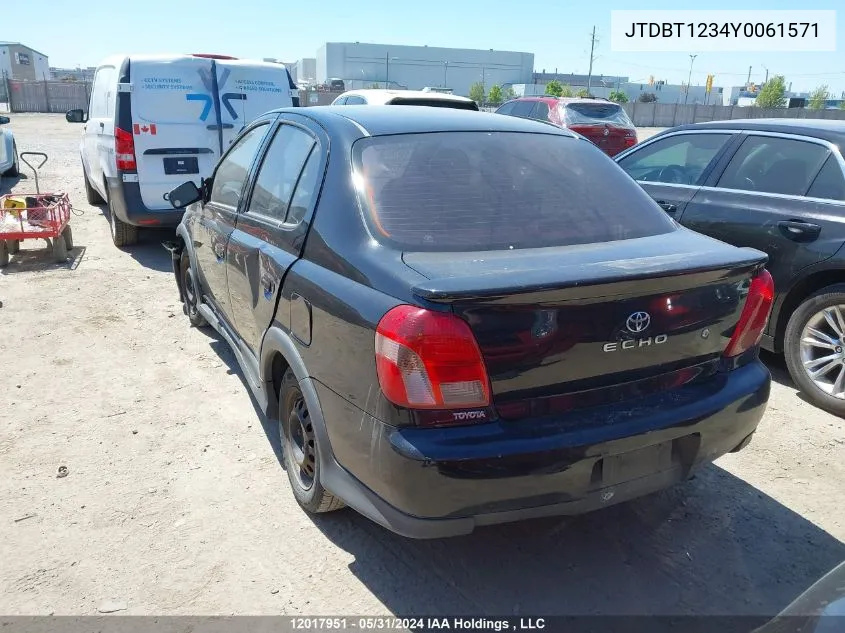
[279,368,345,514]
[181,256,208,328]
[785,284,845,417]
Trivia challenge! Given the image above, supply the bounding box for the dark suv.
[165,106,771,538]
[615,119,845,415]
[495,97,638,156]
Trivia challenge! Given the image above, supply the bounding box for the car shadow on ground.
[0,173,23,194]
[126,228,177,273]
[307,467,845,618]
[759,351,828,411]
[201,326,283,464]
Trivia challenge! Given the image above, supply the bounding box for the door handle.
[655,200,677,213]
[778,220,821,242]
[99,122,104,129]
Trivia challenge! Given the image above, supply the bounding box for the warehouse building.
[0,42,50,81]
[316,42,534,96]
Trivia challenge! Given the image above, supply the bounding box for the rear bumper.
[316,360,771,538]
[106,176,184,227]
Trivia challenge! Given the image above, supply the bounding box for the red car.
[495,97,638,156]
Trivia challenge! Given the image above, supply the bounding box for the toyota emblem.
[603,127,610,136]
[626,311,651,333]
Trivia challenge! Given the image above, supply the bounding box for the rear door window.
[717,135,830,196]
[495,102,516,115]
[530,101,551,121]
[510,101,535,118]
[354,131,675,251]
[806,156,845,201]
[345,95,367,105]
[246,124,315,221]
[617,133,732,185]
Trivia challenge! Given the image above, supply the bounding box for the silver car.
[0,115,19,178]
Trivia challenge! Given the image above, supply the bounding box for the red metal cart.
[0,152,73,267]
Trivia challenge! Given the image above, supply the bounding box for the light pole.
[386,55,399,88]
[443,61,448,88]
[762,64,769,85]
[684,54,697,104]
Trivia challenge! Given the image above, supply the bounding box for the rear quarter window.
[353,131,676,252]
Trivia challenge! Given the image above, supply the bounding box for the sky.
[6,0,844,93]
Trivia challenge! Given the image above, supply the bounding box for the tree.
[755,75,787,109]
[608,90,628,104]
[576,88,591,98]
[503,86,516,101]
[638,92,658,103]
[369,83,381,89]
[487,84,503,106]
[808,84,830,110]
[559,84,574,97]
[545,80,564,97]
[839,100,845,110]
[469,81,485,104]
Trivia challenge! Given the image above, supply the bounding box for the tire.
[52,233,68,262]
[180,254,208,328]
[2,143,19,177]
[784,283,845,416]
[7,239,19,254]
[107,196,138,247]
[0,241,8,267]
[83,168,104,204]
[279,368,345,514]
[63,225,73,251]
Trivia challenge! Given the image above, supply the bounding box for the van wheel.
[784,284,845,416]
[279,368,345,514]
[3,143,19,177]
[107,197,138,247]
[83,168,104,204]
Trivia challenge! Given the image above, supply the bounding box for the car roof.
[336,89,475,105]
[668,118,845,142]
[282,105,578,137]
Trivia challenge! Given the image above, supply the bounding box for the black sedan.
[615,119,845,415]
[165,106,772,538]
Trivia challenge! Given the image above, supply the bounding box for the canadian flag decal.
[133,123,157,135]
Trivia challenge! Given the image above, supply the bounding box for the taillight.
[375,305,490,410]
[723,269,775,358]
[624,131,637,147]
[115,127,136,171]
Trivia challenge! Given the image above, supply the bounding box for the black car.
[615,120,845,415]
[165,106,772,538]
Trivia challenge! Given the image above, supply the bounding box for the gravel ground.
[0,115,843,617]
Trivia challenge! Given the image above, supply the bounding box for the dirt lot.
[0,115,843,617]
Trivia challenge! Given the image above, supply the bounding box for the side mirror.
[0,116,9,125]
[65,109,87,123]
[168,181,202,209]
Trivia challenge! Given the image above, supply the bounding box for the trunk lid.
[567,123,629,155]
[404,231,767,413]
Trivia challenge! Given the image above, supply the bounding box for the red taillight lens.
[375,305,490,410]
[723,269,775,358]
[115,127,136,171]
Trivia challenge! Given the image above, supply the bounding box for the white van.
[66,53,299,246]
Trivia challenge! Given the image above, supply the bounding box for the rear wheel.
[63,225,74,251]
[107,196,138,247]
[7,239,19,254]
[784,284,845,416]
[2,143,19,177]
[0,241,8,267]
[279,368,345,514]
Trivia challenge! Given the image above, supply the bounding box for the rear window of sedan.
[353,131,675,251]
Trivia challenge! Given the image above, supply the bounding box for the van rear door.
[130,57,221,210]
[130,57,295,211]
